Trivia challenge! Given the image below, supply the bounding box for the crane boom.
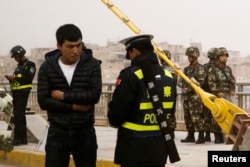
[101,0,250,151]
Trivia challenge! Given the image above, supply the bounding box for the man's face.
[188,55,197,64]
[14,56,22,63]
[127,48,140,60]
[218,54,228,64]
[57,39,82,65]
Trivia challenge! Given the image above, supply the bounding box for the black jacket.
[10,59,36,91]
[108,52,177,166]
[37,49,102,128]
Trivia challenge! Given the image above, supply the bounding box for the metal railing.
[2,82,250,126]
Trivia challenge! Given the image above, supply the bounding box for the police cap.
[119,34,153,59]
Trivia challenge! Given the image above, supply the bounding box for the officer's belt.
[122,122,160,131]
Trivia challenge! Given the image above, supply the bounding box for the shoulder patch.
[30,67,35,73]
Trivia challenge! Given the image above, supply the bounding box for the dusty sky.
[0,0,250,55]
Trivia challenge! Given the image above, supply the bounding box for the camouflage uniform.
[207,47,236,143]
[202,48,218,142]
[178,47,206,144]
[161,50,177,132]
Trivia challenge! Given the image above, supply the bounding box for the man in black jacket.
[108,34,177,167]
[37,24,102,167]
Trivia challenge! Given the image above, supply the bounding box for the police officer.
[5,45,36,146]
[202,47,218,142]
[178,46,206,144]
[108,34,177,167]
[207,47,236,143]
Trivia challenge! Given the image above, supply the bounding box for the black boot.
[11,140,22,146]
[181,131,195,143]
[196,131,205,144]
[219,132,224,143]
[214,132,221,144]
[204,130,211,142]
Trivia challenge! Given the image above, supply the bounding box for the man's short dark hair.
[128,42,154,54]
[56,24,82,45]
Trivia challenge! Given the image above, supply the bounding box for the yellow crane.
[101,0,250,151]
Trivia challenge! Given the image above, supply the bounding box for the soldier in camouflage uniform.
[207,47,236,144]
[202,47,218,142]
[178,47,206,144]
[160,50,177,138]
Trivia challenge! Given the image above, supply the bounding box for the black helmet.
[207,47,218,59]
[163,50,171,60]
[185,47,200,57]
[10,45,26,58]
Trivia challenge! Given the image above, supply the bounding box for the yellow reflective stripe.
[163,102,174,108]
[164,69,173,78]
[140,102,173,110]
[16,74,22,78]
[134,69,172,79]
[134,69,143,79]
[11,84,32,90]
[140,102,153,109]
[122,122,160,131]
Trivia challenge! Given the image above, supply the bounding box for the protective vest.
[10,60,35,91]
[181,63,205,98]
[122,67,175,132]
[214,67,233,92]
[203,62,217,92]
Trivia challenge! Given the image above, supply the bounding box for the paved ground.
[0,121,233,167]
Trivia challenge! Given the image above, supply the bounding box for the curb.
[0,150,119,167]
